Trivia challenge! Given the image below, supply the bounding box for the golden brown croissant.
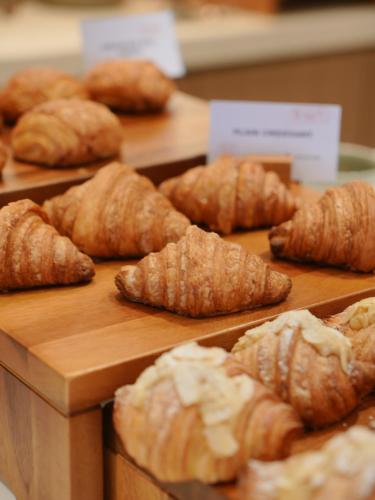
[43,162,190,257]
[325,297,375,365]
[1,67,88,122]
[114,342,303,484]
[159,155,299,235]
[85,59,175,112]
[269,181,375,272]
[0,199,95,290]
[115,225,291,317]
[232,309,375,427]
[11,99,123,166]
[0,139,7,173]
[240,426,375,500]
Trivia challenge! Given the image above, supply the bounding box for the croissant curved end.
[115,266,143,300]
[269,220,292,257]
[265,269,292,304]
[78,253,96,282]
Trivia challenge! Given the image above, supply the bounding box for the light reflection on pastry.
[115,225,292,317]
[1,67,88,122]
[114,342,302,484]
[11,99,123,167]
[240,426,375,500]
[0,199,95,290]
[232,309,375,427]
[85,59,175,112]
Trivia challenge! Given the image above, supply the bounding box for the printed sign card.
[209,100,342,183]
[81,10,185,78]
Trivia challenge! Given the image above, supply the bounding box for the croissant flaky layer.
[269,181,375,272]
[85,59,175,112]
[240,426,375,500]
[159,156,299,234]
[115,225,291,317]
[43,162,190,257]
[11,98,123,166]
[114,343,302,484]
[232,309,375,427]
[0,200,95,290]
[1,67,88,122]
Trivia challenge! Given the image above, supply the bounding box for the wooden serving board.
[2,185,375,417]
[104,395,375,500]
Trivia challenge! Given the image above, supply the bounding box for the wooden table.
[1,94,375,500]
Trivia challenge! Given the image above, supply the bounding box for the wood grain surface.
[2,185,375,416]
[0,364,102,500]
[104,395,375,500]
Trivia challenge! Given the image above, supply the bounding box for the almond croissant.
[114,342,302,484]
[240,426,375,500]
[325,297,375,365]
[0,199,95,290]
[159,155,299,235]
[115,225,292,317]
[269,181,375,272]
[43,162,190,258]
[85,59,175,112]
[232,309,375,427]
[11,99,123,166]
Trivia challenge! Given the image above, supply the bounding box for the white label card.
[81,10,185,78]
[209,100,342,183]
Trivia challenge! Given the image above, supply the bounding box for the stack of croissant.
[114,298,375,498]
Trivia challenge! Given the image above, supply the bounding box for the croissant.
[114,342,303,484]
[269,181,375,272]
[85,59,175,112]
[240,426,375,500]
[115,225,291,317]
[43,162,190,258]
[11,99,123,166]
[232,309,375,427]
[325,297,375,365]
[1,67,88,122]
[0,139,7,173]
[159,155,299,235]
[0,199,95,290]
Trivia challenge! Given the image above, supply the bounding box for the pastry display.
[232,309,375,426]
[269,181,375,272]
[0,199,95,290]
[326,297,375,364]
[43,162,190,257]
[240,426,375,500]
[159,155,299,235]
[0,67,88,122]
[115,225,292,317]
[11,99,123,167]
[114,342,302,484]
[0,139,7,172]
[85,59,175,112]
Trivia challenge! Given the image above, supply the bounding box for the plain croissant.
[114,342,303,484]
[240,426,375,500]
[115,225,292,317]
[85,59,175,112]
[232,309,375,427]
[325,297,375,365]
[0,139,7,173]
[11,99,123,166]
[0,199,95,290]
[159,155,299,235]
[43,162,190,258]
[269,181,375,272]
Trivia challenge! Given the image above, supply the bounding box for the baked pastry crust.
[114,342,302,484]
[43,162,190,257]
[11,99,123,166]
[115,225,292,317]
[232,309,375,427]
[269,181,375,272]
[85,59,175,112]
[1,67,88,122]
[0,140,7,173]
[0,199,95,290]
[240,426,375,500]
[159,155,299,235]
